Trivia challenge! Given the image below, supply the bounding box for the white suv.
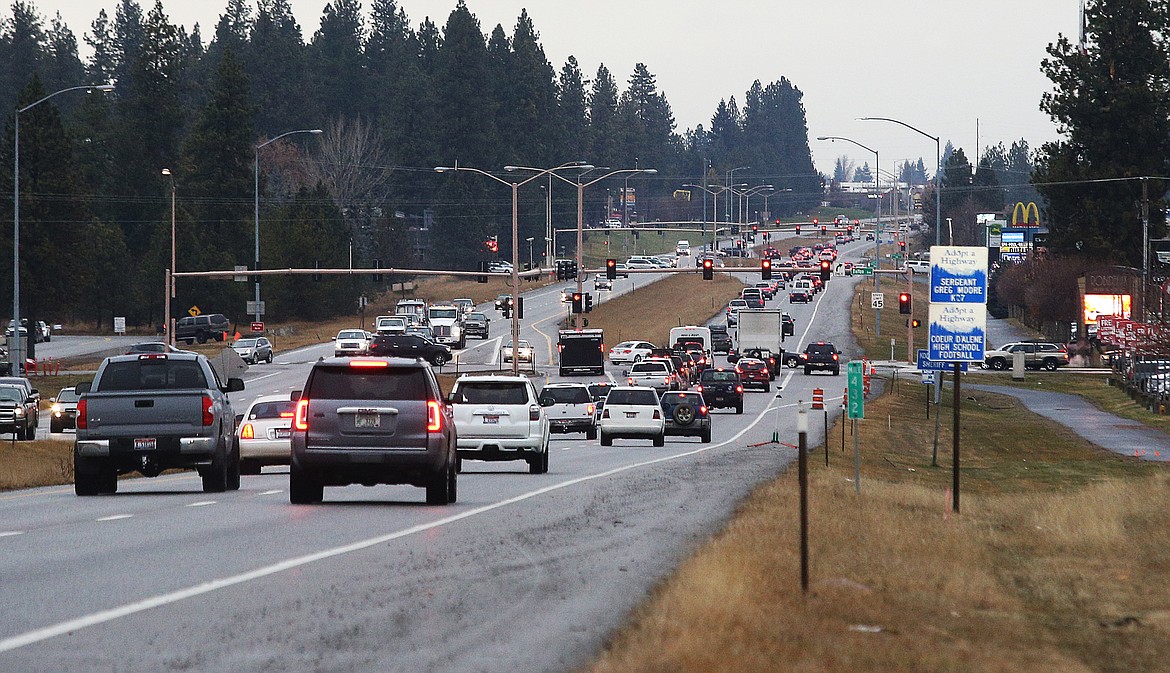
[627,360,674,393]
[598,386,665,446]
[538,383,597,439]
[449,375,550,473]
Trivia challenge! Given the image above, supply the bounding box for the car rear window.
[806,344,836,355]
[631,362,669,374]
[739,361,766,370]
[248,400,297,419]
[606,389,659,406]
[308,366,427,401]
[663,392,702,404]
[454,382,529,405]
[702,371,738,382]
[539,387,591,404]
[588,384,613,398]
[97,360,207,391]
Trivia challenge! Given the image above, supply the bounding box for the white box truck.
[669,325,711,358]
[735,309,794,368]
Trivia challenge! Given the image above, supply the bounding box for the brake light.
[695,384,704,392]
[530,404,541,421]
[664,377,670,385]
[736,385,744,393]
[295,398,309,430]
[350,359,389,368]
[587,403,595,416]
[427,400,443,432]
[700,406,708,415]
[240,423,255,440]
[628,377,634,385]
[76,398,87,429]
[202,395,214,426]
[279,411,294,418]
[832,353,839,361]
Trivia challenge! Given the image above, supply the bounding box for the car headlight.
[51,403,61,414]
[14,407,24,417]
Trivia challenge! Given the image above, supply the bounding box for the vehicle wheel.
[196,331,208,344]
[431,353,448,367]
[653,433,665,447]
[201,441,230,493]
[633,355,642,363]
[1044,358,1058,371]
[240,458,262,475]
[735,403,744,415]
[456,456,463,473]
[672,404,696,426]
[990,358,1007,371]
[226,440,241,491]
[74,454,103,496]
[266,351,273,364]
[289,462,323,504]
[701,428,712,443]
[600,432,613,446]
[426,463,454,505]
[586,427,597,440]
[833,367,840,376]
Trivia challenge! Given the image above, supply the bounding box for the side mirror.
[225,378,245,392]
[331,336,337,341]
[76,381,91,394]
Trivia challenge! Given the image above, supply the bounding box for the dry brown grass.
[583,380,1170,673]
[574,272,746,346]
[0,438,74,490]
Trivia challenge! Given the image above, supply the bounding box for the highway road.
[0,242,868,673]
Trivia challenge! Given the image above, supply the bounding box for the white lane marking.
[0,531,25,537]
[0,390,789,655]
[186,501,216,508]
[95,515,133,522]
[260,489,283,496]
[458,335,501,356]
[485,337,503,365]
[242,372,281,384]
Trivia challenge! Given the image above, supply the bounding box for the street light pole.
[727,166,749,225]
[161,168,176,346]
[859,116,942,247]
[818,136,881,335]
[254,128,322,324]
[11,83,113,375]
[436,161,593,373]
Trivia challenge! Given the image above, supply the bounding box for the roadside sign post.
[846,361,864,494]
[797,404,809,595]
[927,246,988,513]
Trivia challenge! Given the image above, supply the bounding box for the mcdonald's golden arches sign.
[1011,201,1040,227]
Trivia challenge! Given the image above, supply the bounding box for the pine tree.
[249,0,308,134]
[309,0,366,121]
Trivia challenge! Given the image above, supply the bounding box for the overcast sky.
[29,0,1080,178]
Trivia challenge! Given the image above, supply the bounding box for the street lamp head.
[643,169,658,174]
[504,166,519,172]
[89,84,116,93]
[434,167,451,173]
[309,129,323,134]
[161,168,172,176]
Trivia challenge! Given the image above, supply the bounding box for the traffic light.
[484,236,498,253]
[584,292,594,312]
[517,296,524,320]
[761,258,772,280]
[819,259,831,282]
[702,258,713,280]
[812,218,818,226]
[899,292,912,315]
[911,318,921,328]
[751,224,758,233]
[372,259,383,283]
[568,260,578,280]
[502,299,512,319]
[572,292,583,314]
[606,258,617,280]
[794,224,801,235]
[555,260,565,280]
[820,225,827,236]
[732,224,740,235]
[899,240,906,252]
[847,224,853,234]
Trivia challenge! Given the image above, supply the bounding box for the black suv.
[290,357,457,505]
[709,325,733,354]
[368,333,452,367]
[696,368,744,414]
[800,341,841,375]
[175,313,231,344]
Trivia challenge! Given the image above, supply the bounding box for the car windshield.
[308,367,427,400]
[605,389,659,406]
[56,389,80,403]
[454,382,529,405]
[97,361,207,391]
[807,344,836,355]
[539,387,591,405]
[702,371,738,382]
[429,309,458,319]
[248,400,297,420]
[338,331,365,339]
[738,361,766,370]
[234,339,257,348]
[467,313,486,322]
[0,387,24,402]
[504,341,531,349]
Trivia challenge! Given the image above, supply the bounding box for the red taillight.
[700,406,708,415]
[427,400,442,432]
[350,359,388,368]
[279,411,293,418]
[627,377,634,385]
[653,409,661,420]
[529,404,540,421]
[76,398,87,429]
[832,353,839,361]
[202,395,214,426]
[587,403,595,416]
[240,422,255,440]
[695,384,703,392]
[736,385,744,393]
[295,398,309,431]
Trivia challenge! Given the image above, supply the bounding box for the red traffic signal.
[812,218,818,225]
[819,259,831,281]
[484,236,498,253]
[761,258,772,280]
[898,292,912,314]
[605,258,617,280]
[794,224,801,235]
[702,258,714,280]
[572,292,584,314]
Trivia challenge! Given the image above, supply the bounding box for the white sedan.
[608,340,656,364]
[502,340,535,363]
[236,393,297,474]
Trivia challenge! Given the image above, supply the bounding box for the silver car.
[233,337,273,364]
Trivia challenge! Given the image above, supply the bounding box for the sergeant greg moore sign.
[930,246,988,304]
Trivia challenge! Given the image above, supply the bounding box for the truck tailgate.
[83,391,208,437]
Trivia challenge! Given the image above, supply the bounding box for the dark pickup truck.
[73,352,244,495]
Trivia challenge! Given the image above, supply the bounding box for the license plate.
[134,437,156,451]
[483,415,499,424]
[625,412,638,418]
[355,412,380,429]
[274,427,292,439]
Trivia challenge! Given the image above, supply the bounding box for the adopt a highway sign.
[928,304,986,362]
[930,246,988,304]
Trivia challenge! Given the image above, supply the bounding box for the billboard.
[1083,294,1131,325]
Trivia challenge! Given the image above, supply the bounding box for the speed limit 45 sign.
[871,292,884,309]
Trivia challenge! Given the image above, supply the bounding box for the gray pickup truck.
[73,352,245,495]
